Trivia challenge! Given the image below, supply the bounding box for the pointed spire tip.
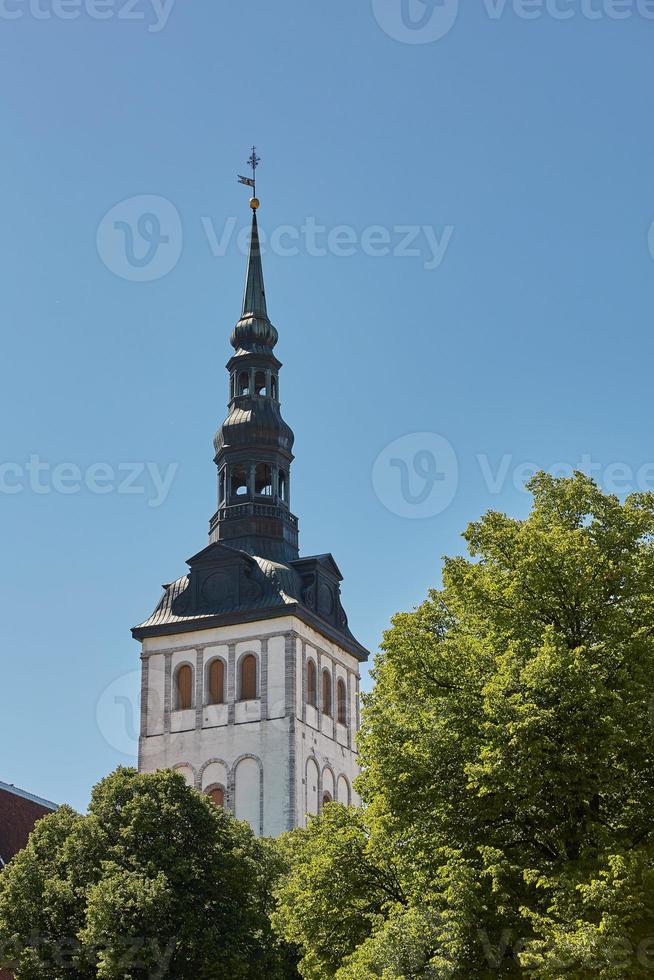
[241,206,268,320]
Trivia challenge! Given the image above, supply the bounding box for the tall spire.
[211,151,298,562]
[232,148,277,353]
[242,209,268,319]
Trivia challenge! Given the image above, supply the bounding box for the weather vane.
[238,146,261,209]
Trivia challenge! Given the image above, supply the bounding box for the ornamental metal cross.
[248,146,260,181]
[238,146,261,195]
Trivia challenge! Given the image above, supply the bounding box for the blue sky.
[1,0,653,811]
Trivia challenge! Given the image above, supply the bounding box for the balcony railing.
[209,502,298,535]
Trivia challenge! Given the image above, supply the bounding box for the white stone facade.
[138,614,362,837]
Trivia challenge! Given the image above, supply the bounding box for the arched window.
[219,469,226,504]
[322,669,332,717]
[278,470,288,503]
[207,659,225,705]
[306,758,319,817]
[337,775,351,805]
[231,464,248,497]
[174,764,195,788]
[206,786,225,808]
[238,370,250,396]
[175,664,193,710]
[307,659,317,707]
[255,464,273,497]
[337,679,347,725]
[254,371,267,396]
[240,654,257,701]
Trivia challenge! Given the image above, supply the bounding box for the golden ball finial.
[250,197,260,210]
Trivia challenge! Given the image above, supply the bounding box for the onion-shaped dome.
[230,312,278,353]
[230,209,278,353]
[214,401,295,455]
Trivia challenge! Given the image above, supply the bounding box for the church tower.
[133,164,369,837]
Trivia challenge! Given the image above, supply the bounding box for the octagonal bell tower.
[210,203,299,563]
[133,158,368,837]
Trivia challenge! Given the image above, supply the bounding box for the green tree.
[274,474,654,978]
[0,767,298,979]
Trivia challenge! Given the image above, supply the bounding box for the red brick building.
[0,781,57,980]
[0,781,56,868]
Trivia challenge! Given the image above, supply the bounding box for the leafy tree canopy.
[0,767,298,979]
[274,474,654,978]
